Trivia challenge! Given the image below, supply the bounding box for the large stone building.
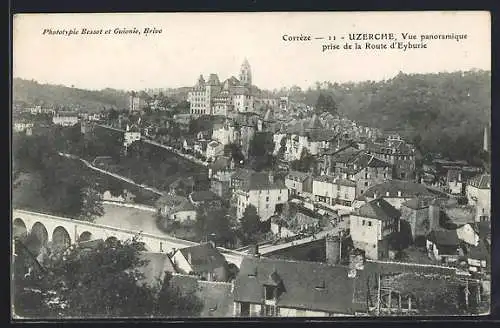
[232,169,288,221]
[350,198,401,260]
[365,134,416,181]
[188,59,259,116]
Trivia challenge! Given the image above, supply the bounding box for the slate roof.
[190,190,220,202]
[235,170,286,192]
[427,229,459,247]
[137,252,176,287]
[177,243,227,274]
[354,198,401,221]
[234,257,366,314]
[467,174,490,189]
[363,180,436,199]
[170,274,234,317]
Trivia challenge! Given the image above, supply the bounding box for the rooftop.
[177,243,227,274]
[234,257,365,314]
[156,194,195,213]
[354,198,401,222]
[189,190,220,203]
[363,180,437,199]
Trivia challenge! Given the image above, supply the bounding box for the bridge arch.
[13,218,27,239]
[79,231,93,242]
[30,222,49,255]
[52,226,71,251]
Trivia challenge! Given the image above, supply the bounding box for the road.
[96,123,208,168]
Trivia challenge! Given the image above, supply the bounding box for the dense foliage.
[13,131,103,221]
[283,70,490,164]
[13,236,203,318]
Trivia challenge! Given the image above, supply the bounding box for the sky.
[13,11,490,91]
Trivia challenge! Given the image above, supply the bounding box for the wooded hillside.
[287,70,491,164]
[13,78,130,111]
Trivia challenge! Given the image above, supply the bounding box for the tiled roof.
[363,180,436,199]
[178,243,227,274]
[234,257,365,314]
[354,198,401,222]
[467,174,490,189]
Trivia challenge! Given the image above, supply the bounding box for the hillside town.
[12,59,491,318]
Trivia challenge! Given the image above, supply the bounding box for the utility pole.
[377,273,381,316]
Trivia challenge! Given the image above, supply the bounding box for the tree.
[13,236,203,318]
[315,92,337,115]
[240,205,261,243]
[79,186,104,222]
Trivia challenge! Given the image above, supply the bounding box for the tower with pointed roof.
[239,58,252,86]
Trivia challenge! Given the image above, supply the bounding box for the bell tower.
[239,58,252,86]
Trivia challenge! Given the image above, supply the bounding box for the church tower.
[239,58,252,86]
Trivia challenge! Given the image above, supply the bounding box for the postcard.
[12,11,491,319]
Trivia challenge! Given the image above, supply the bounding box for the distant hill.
[13,78,130,111]
[287,70,491,164]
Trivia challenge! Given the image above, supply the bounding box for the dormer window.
[264,285,277,301]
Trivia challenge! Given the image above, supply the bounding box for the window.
[278,196,281,201]
[266,196,270,202]
[265,204,269,209]
[265,305,276,316]
[364,182,369,187]
[362,220,366,226]
[265,285,276,301]
[368,221,372,227]
[187,215,191,220]
[240,302,250,316]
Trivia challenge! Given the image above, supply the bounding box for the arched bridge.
[12,209,245,268]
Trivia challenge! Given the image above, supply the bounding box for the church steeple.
[239,58,252,86]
